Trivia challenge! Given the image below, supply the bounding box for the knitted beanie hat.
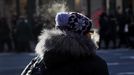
[55,12,92,34]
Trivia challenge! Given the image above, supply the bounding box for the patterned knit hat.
[55,12,92,34]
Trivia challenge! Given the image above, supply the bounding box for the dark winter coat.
[21,29,109,75]
[15,20,32,42]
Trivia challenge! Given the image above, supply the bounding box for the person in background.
[99,12,110,49]
[116,7,129,48]
[108,13,118,49]
[11,15,18,52]
[21,12,109,75]
[0,17,12,52]
[15,17,33,52]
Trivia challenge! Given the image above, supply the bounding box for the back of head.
[35,12,97,59]
[55,12,92,35]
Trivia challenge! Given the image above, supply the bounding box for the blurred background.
[0,0,134,75]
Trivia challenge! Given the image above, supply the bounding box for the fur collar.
[35,29,97,58]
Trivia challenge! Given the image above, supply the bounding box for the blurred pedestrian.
[15,17,33,52]
[108,14,118,49]
[0,17,12,52]
[123,8,132,48]
[21,12,109,75]
[116,11,128,48]
[129,15,134,48]
[99,12,110,49]
[11,15,18,52]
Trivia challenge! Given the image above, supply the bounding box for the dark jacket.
[15,19,32,42]
[21,29,109,75]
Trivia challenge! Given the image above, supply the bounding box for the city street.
[97,49,134,75]
[0,49,134,75]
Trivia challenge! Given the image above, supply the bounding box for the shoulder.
[82,54,108,68]
[81,55,109,75]
[93,55,107,65]
[92,55,109,75]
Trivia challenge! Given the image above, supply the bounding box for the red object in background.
[91,7,104,28]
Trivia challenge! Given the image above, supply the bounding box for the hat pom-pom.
[55,12,70,27]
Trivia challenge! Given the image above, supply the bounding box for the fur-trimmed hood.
[35,29,97,68]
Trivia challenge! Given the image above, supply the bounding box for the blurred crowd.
[0,10,134,53]
[99,8,134,49]
[0,15,45,53]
